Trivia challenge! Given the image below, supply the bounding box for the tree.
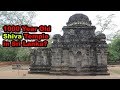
[95,14,120,62]
[0,11,36,26]
[95,14,117,33]
[105,30,120,42]
[16,47,31,61]
[108,36,120,61]
[95,14,119,43]
[0,11,36,35]
[0,11,36,61]
[0,47,18,61]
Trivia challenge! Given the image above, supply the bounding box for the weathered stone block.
[29,13,109,75]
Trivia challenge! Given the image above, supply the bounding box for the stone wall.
[29,13,109,75]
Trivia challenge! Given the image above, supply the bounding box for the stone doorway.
[76,51,82,72]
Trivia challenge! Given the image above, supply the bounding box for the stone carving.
[29,13,109,75]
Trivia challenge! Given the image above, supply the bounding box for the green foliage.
[108,36,120,61]
[0,46,31,61]
[16,47,31,61]
[0,47,18,61]
[0,11,36,61]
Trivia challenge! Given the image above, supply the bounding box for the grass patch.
[110,69,120,74]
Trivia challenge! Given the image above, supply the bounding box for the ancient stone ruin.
[29,13,109,75]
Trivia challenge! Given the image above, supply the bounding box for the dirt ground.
[0,65,120,79]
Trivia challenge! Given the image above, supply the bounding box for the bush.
[108,36,120,61]
[0,46,31,62]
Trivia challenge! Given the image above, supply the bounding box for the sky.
[0,11,120,44]
[32,11,120,35]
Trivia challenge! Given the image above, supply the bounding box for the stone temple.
[29,13,109,75]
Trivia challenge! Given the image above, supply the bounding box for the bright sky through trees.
[0,11,120,44]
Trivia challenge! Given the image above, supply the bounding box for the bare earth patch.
[0,65,120,79]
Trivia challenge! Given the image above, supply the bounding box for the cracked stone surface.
[29,13,109,75]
